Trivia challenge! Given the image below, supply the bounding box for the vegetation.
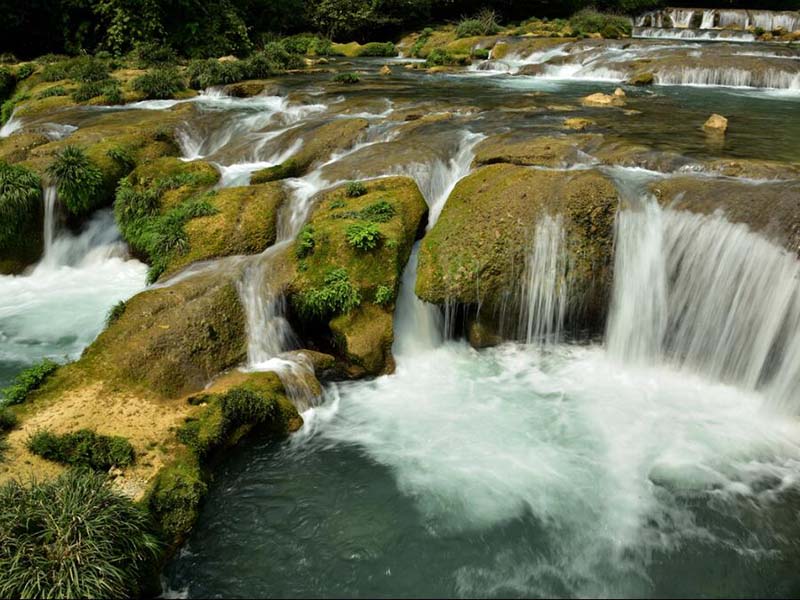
[1,359,58,405]
[0,470,160,599]
[346,181,367,197]
[47,145,105,216]
[569,9,632,38]
[295,267,361,320]
[0,407,18,433]
[0,161,41,252]
[425,49,471,67]
[37,84,68,98]
[333,72,360,84]
[106,300,127,325]
[131,67,186,99]
[27,428,136,470]
[375,284,394,306]
[456,9,500,38]
[296,225,316,259]
[346,222,383,251]
[410,27,434,57]
[71,78,122,103]
[358,42,397,57]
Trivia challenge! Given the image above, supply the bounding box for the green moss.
[425,49,470,67]
[358,42,397,57]
[27,428,136,470]
[295,267,362,320]
[250,159,301,183]
[1,359,58,405]
[410,28,434,58]
[148,455,206,542]
[71,78,122,103]
[37,85,68,99]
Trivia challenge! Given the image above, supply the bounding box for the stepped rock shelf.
[1,9,800,598]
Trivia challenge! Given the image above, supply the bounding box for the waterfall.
[606,194,800,413]
[667,8,696,28]
[43,186,58,258]
[0,109,22,138]
[656,67,799,90]
[633,27,756,42]
[517,215,568,345]
[700,10,715,29]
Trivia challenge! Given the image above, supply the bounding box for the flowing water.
[2,36,800,598]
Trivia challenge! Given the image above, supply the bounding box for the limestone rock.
[582,92,625,107]
[703,114,728,134]
[564,117,595,131]
[379,64,392,76]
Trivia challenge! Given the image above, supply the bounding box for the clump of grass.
[425,49,470,67]
[0,469,160,599]
[295,267,361,320]
[47,145,105,216]
[186,59,244,89]
[106,145,135,171]
[0,161,41,251]
[280,34,333,56]
[71,78,122,103]
[0,408,17,433]
[346,181,367,197]
[295,225,316,259]
[375,285,394,306]
[456,9,501,38]
[359,200,395,222]
[358,42,397,57]
[68,55,110,82]
[1,359,58,405]
[106,300,127,326]
[27,428,136,471]
[37,85,67,99]
[40,61,70,82]
[569,9,632,39]
[14,63,34,81]
[333,72,360,84]
[132,41,178,68]
[131,67,186,100]
[346,222,382,251]
[410,27,434,58]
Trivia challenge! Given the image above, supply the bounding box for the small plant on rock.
[333,72,360,84]
[1,359,58,405]
[296,225,316,259]
[0,161,41,251]
[295,268,361,320]
[346,222,382,251]
[375,285,394,306]
[47,145,105,216]
[27,428,136,471]
[346,181,367,197]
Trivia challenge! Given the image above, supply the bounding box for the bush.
[40,61,71,82]
[346,222,382,251]
[71,78,121,103]
[186,59,243,89]
[410,27,434,58]
[358,42,397,57]
[27,428,136,470]
[1,359,58,405]
[260,42,305,70]
[346,180,367,197]
[375,285,394,306]
[106,146,135,171]
[570,9,632,38]
[456,19,484,38]
[0,470,160,599]
[295,268,361,320]
[106,300,127,326]
[456,9,500,38]
[472,48,490,60]
[15,63,34,81]
[37,85,67,99]
[0,161,41,251]
[333,72,360,84]
[425,49,470,67]
[68,56,110,82]
[132,41,178,68]
[296,225,316,259]
[131,67,186,100]
[47,145,105,216]
[280,34,332,56]
[0,408,17,433]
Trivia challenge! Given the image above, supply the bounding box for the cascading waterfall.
[42,186,58,257]
[0,109,22,138]
[700,9,715,29]
[656,67,800,89]
[607,193,800,412]
[517,215,568,345]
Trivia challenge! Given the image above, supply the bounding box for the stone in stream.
[703,113,728,134]
[582,91,626,107]
[563,117,595,131]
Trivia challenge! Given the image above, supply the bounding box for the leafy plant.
[27,428,136,470]
[472,48,490,60]
[47,145,105,216]
[358,42,397,57]
[346,222,382,251]
[296,225,316,259]
[131,67,186,99]
[0,469,160,599]
[346,180,367,197]
[295,268,361,320]
[0,161,41,251]
[1,359,58,405]
[375,285,394,306]
[333,72,360,84]
[410,27,433,58]
[106,300,127,326]
[68,55,110,82]
[40,61,71,82]
[71,78,122,103]
[37,85,68,99]
[0,407,17,433]
[570,9,632,39]
[360,200,395,222]
[106,146,135,171]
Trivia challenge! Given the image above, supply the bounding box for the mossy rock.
[628,71,654,85]
[167,182,286,277]
[288,176,428,375]
[416,164,618,337]
[0,132,50,164]
[473,132,601,168]
[78,269,247,398]
[126,156,218,211]
[251,118,369,183]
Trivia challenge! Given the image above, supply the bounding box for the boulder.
[703,113,728,134]
[379,65,392,76]
[563,117,595,131]
[628,72,654,85]
[582,92,626,107]
[473,132,602,168]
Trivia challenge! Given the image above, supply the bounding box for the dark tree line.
[1,0,797,59]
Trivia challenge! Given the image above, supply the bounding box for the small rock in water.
[379,64,391,76]
[614,87,626,98]
[703,114,728,134]
[582,92,625,108]
[563,117,595,131]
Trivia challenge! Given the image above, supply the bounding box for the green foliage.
[472,47,490,60]
[1,359,57,405]
[0,437,8,463]
[569,9,632,38]
[296,225,316,259]
[0,408,17,433]
[47,145,105,216]
[0,469,160,599]
[456,10,500,37]
[131,67,186,100]
[358,42,398,57]
[258,42,305,70]
[71,78,122,103]
[15,63,34,81]
[333,72,360,84]
[346,180,367,197]
[0,161,41,251]
[148,458,206,541]
[187,59,243,89]
[1,92,29,124]
[68,55,111,82]
[37,85,67,99]
[360,200,396,222]
[280,34,333,56]
[41,61,70,82]
[132,41,178,67]
[27,429,136,470]
[346,222,382,251]
[410,27,434,58]
[106,145,136,171]
[296,268,361,320]
[425,49,470,67]
[375,285,394,306]
[106,300,127,326]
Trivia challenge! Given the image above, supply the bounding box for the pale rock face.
[582,92,626,107]
[704,113,729,133]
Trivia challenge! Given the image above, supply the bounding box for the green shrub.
[71,78,121,103]
[47,145,105,216]
[425,49,470,67]
[15,63,34,81]
[40,61,71,82]
[472,48,490,60]
[0,469,160,599]
[27,428,136,470]
[333,72,360,84]
[456,9,500,38]
[346,180,367,197]
[69,56,110,82]
[106,300,127,326]
[346,222,382,251]
[280,34,332,56]
[37,85,67,99]
[456,19,484,38]
[375,285,394,306]
[358,42,397,57]
[132,41,178,68]
[296,225,316,259]
[0,408,17,433]
[295,268,361,320]
[410,27,434,58]
[186,59,243,89]
[106,146,135,171]
[131,67,186,100]
[570,9,632,38]
[260,42,306,70]
[1,359,58,405]
[360,199,396,222]
[0,161,41,251]
[0,53,17,64]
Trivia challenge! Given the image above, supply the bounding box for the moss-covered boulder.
[287,176,428,375]
[251,118,369,183]
[0,132,50,164]
[417,164,618,339]
[473,132,601,168]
